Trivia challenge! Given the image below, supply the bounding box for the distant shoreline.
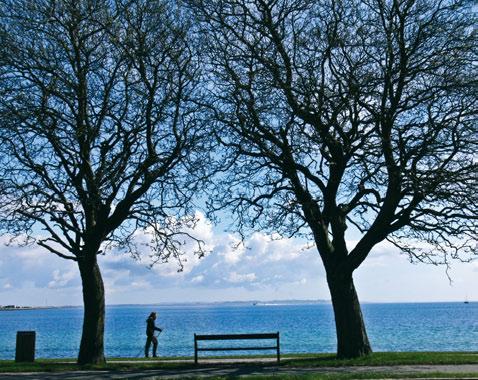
[1,299,473,310]
[0,306,61,311]
[0,300,330,310]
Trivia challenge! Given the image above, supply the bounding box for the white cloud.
[228,272,257,283]
[2,211,475,305]
[0,239,77,292]
[0,215,322,297]
[214,235,245,265]
[182,230,323,290]
[48,269,77,288]
[94,216,324,292]
[130,280,151,289]
[191,275,204,283]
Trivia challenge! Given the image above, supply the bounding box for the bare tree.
[188,0,477,358]
[0,0,210,364]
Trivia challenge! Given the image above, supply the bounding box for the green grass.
[0,351,477,376]
[0,359,197,373]
[206,374,478,380]
[109,351,478,365]
[282,351,478,367]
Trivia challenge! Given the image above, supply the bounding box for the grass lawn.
[281,351,478,366]
[213,374,478,380]
[0,351,477,378]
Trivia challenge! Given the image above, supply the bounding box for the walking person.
[145,312,162,358]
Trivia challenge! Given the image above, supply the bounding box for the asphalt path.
[1,363,478,379]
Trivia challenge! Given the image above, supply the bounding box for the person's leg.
[145,336,152,357]
[152,336,158,357]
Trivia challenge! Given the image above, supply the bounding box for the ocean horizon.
[2,298,474,309]
[1,299,331,310]
[1,301,476,360]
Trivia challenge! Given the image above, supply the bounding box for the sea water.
[0,302,477,359]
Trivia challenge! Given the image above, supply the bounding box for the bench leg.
[276,333,280,363]
[194,334,198,364]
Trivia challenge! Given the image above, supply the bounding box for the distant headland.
[0,305,33,310]
[0,305,56,311]
[0,300,330,310]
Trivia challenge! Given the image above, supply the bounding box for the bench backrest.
[195,333,278,340]
[194,332,280,364]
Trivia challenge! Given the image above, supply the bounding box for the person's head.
[149,312,156,320]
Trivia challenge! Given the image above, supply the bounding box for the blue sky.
[0,212,476,307]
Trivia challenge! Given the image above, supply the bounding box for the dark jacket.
[146,317,162,337]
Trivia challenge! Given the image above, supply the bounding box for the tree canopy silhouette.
[188,0,477,358]
[0,0,209,364]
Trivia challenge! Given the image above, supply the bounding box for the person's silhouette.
[144,312,162,358]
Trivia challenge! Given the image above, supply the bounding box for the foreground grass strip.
[205,374,478,380]
[106,351,478,365]
[282,352,478,367]
[1,352,477,373]
[0,360,196,373]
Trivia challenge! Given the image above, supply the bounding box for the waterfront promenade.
[2,360,478,379]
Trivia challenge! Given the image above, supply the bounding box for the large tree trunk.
[327,272,372,359]
[77,255,106,365]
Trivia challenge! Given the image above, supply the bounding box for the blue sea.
[0,302,477,359]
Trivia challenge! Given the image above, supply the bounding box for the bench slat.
[198,346,278,351]
[194,332,280,364]
[195,333,278,340]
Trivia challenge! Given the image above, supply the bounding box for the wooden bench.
[194,332,280,364]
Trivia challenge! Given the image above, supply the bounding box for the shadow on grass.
[282,352,478,368]
[1,352,478,374]
[0,360,197,373]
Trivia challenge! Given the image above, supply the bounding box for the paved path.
[1,363,478,379]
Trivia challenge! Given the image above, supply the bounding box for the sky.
[0,212,476,307]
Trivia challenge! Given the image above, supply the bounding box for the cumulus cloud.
[228,272,257,283]
[190,275,204,284]
[48,269,78,288]
[0,236,77,292]
[181,228,324,291]
[99,216,300,290]
[0,212,327,297]
[2,217,476,304]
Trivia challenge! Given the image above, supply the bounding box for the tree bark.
[327,272,372,359]
[77,255,106,365]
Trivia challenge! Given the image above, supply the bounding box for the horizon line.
[1,299,474,309]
